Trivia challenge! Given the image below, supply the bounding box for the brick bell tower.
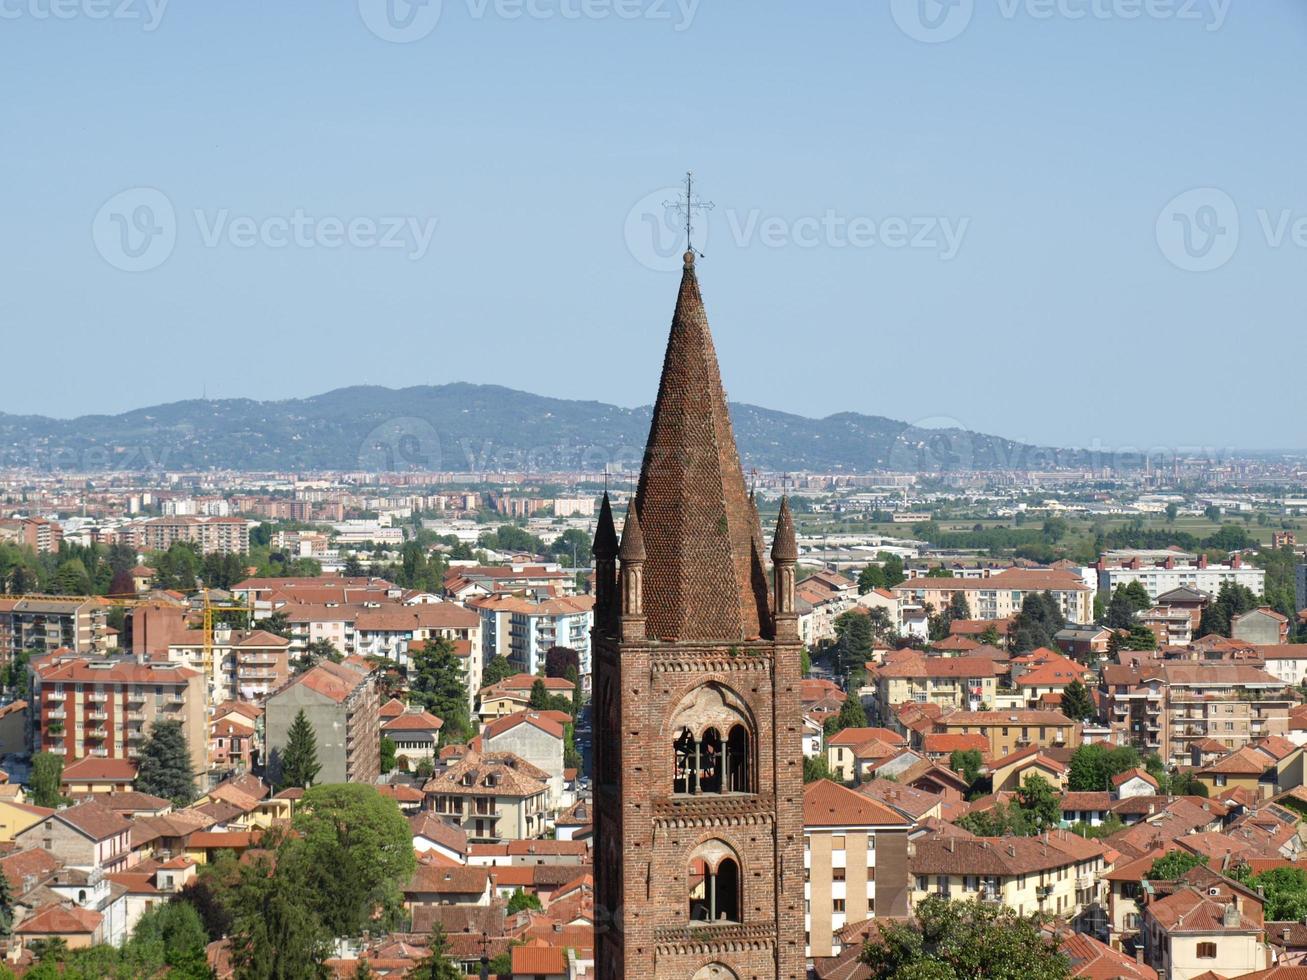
[592,250,805,980]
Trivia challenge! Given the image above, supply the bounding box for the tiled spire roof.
[618,504,645,562]
[630,254,771,642]
[771,496,798,563]
[592,492,618,560]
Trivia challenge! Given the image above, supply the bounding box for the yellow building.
[892,569,1094,625]
[909,831,1111,923]
[934,709,1080,760]
[0,800,53,842]
[872,654,1001,721]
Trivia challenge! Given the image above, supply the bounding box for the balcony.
[88,747,109,758]
[85,692,107,704]
[47,710,66,720]
[126,690,146,703]
[85,710,108,721]
[127,711,145,722]
[84,728,107,740]
[46,691,65,702]
[127,729,145,741]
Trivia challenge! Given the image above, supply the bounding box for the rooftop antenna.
[665,171,714,258]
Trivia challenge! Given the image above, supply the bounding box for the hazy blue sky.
[2,0,1304,452]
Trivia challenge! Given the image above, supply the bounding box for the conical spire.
[629,252,771,641]
[593,492,618,560]
[619,504,646,562]
[772,496,798,563]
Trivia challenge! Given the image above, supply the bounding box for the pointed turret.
[593,492,618,560]
[629,252,771,642]
[619,503,646,563]
[771,496,798,563]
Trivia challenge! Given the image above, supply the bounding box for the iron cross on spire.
[665,171,714,257]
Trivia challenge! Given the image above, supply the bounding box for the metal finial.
[664,171,714,260]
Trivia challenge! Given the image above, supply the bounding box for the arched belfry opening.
[668,683,756,796]
[688,841,742,925]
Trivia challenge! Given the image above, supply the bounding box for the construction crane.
[199,589,255,693]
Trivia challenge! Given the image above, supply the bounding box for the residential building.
[932,709,1080,759]
[167,627,291,704]
[14,800,131,874]
[892,568,1094,625]
[477,673,573,719]
[824,727,908,783]
[422,751,550,842]
[1232,607,1290,645]
[480,710,566,807]
[1142,884,1268,980]
[353,603,482,670]
[506,596,594,680]
[382,707,444,769]
[264,661,379,785]
[910,831,1111,925]
[0,517,62,553]
[871,654,1003,721]
[2,597,109,658]
[803,779,912,958]
[1097,554,1265,604]
[1259,645,1307,687]
[117,516,251,555]
[30,657,206,781]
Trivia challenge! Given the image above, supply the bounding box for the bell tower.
[592,251,805,979]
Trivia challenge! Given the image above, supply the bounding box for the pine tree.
[134,720,196,805]
[1060,679,1095,722]
[413,923,463,980]
[0,867,13,939]
[29,752,63,808]
[280,709,321,789]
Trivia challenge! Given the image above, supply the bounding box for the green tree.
[1015,774,1061,832]
[128,899,210,975]
[481,654,514,688]
[291,784,417,937]
[380,736,397,775]
[413,923,464,980]
[30,752,64,808]
[529,678,550,709]
[134,720,196,806]
[506,887,543,913]
[1145,851,1208,880]
[1165,503,1179,523]
[1243,867,1307,920]
[834,610,874,681]
[1066,744,1140,792]
[228,851,330,979]
[858,564,887,594]
[1010,592,1066,654]
[804,756,835,783]
[859,895,1070,979]
[824,694,867,737]
[1059,679,1094,722]
[50,559,92,596]
[0,868,13,939]
[279,709,322,790]
[408,638,471,742]
[949,750,983,786]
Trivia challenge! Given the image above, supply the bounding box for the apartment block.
[1101,662,1291,766]
[892,568,1094,624]
[166,628,290,704]
[910,831,1111,926]
[0,597,109,658]
[932,709,1081,759]
[1097,553,1265,603]
[30,656,206,782]
[421,751,550,842]
[803,779,912,958]
[264,661,379,785]
[118,516,251,555]
[872,653,1002,721]
[0,517,63,553]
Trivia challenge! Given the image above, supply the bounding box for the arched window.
[687,841,742,925]
[667,684,756,797]
[727,724,750,793]
[692,966,739,980]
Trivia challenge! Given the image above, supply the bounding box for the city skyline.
[3,2,1305,449]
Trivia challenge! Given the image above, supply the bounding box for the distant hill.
[0,383,1078,473]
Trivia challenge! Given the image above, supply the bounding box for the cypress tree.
[280,709,321,789]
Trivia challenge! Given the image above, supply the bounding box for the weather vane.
[665,171,714,257]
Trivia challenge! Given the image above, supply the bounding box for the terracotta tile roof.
[911,831,1108,877]
[55,800,130,841]
[380,697,406,719]
[17,902,102,936]
[188,831,261,850]
[382,709,444,733]
[37,659,197,685]
[355,603,480,632]
[1053,928,1158,979]
[60,757,137,782]
[625,258,772,643]
[376,784,424,803]
[482,710,565,741]
[0,848,60,889]
[920,733,990,756]
[1112,768,1160,789]
[826,727,907,748]
[422,751,549,799]
[1199,745,1275,776]
[876,654,1004,680]
[404,863,491,895]
[938,709,1075,727]
[804,779,910,828]
[284,660,368,704]
[511,941,568,975]
[1148,885,1260,933]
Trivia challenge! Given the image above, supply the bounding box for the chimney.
[1198,554,1208,569]
[1164,556,1175,570]
[1231,554,1243,569]
[947,837,955,853]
